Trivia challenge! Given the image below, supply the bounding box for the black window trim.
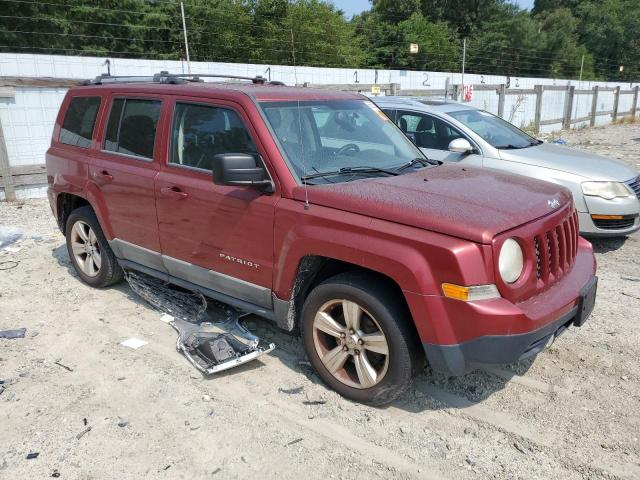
[100,96,162,162]
[396,109,483,155]
[167,99,273,182]
[59,95,102,149]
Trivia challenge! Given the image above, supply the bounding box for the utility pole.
[579,53,585,83]
[461,38,466,101]
[180,2,191,74]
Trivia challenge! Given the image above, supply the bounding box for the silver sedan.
[374,96,640,237]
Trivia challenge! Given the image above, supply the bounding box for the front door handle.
[160,186,188,200]
[92,170,113,183]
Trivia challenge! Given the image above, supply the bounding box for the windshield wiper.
[497,140,541,149]
[395,157,439,172]
[495,144,526,149]
[301,166,398,182]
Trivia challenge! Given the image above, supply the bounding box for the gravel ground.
[1,123,639,480]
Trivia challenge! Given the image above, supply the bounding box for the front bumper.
[423,275,597,376]
[578,194,640,237]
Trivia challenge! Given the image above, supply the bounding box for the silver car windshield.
[259,100,427,183]
[448,109,539,149]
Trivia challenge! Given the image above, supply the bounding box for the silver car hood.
[498,142,638,182]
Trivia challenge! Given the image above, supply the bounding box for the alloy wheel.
[312,299,389,389]
[70,220,102,277]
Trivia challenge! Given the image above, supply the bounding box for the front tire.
[65,206,123,287]
[300,272,421,406]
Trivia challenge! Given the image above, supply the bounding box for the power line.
[0,3,636,81]
[1,0,634,71]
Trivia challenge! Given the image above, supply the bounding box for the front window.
[396,110,465,150]
[259,100,427,183]
[448,109,539,149]
[170,103,257,171]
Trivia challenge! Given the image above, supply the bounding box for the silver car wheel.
[312,299,389,389]
[70,220,102,277]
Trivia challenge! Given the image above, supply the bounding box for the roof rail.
[85,71,272,86]
[156,73,268,84]
[84,74,161,85]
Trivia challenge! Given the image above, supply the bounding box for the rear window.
[104,98,161,159]
[59,97,101,148]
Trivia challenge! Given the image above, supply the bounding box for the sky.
[330,0,535,18]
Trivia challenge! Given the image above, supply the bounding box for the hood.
[293,164,572,244]
[499,142,638,182]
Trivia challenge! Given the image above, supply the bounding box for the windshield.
[448,109,538,149]
[259,99,427,183]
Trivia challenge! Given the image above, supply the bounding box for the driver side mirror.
[212,153,274,193]
[448,138,474,154]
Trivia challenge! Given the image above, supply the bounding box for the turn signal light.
[441,283,500,302]
[591,214,624,220]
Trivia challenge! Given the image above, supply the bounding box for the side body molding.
[109,239,273,310]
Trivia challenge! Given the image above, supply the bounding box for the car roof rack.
[85,71,275,86]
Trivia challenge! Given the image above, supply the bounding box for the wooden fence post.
[612,86,620,122]
[533,85,543,133]
[631,86,639,118]
[590,85,599,127]
[497,84,506,118]
[0,116,16,202]
[563,85,575,129]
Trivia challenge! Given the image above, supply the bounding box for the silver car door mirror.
[448,138,473,154]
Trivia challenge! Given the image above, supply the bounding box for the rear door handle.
[92,170,113,183]
[160,186,188,200]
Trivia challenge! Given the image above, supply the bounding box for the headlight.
[499,238,524,284]
[581,181,632,200]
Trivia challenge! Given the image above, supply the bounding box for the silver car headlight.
[499,238,524,284]
[581,181,632,200]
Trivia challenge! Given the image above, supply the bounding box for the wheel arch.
[273,255,419,342]
[55,184,114,239]
[56,192,91,233]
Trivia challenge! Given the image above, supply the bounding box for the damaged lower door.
[125,271,275,374]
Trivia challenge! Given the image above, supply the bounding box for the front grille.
[533,210,578,285]
[592,215,637,230]
[627,175,640,198]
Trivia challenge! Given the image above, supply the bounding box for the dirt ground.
[1,123,639,480]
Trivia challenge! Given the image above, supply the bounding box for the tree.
[355,6,458,71]
[0,0,637,82]
[536,8,593,79]
[466,9,542,77]
[576,0,640,81]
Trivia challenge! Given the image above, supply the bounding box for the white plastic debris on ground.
[120,338,148,350]
[0,225,24,250]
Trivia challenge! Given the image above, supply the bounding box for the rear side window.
[170,103,257,171]
[59,97,101,148]
[104,98,161,159]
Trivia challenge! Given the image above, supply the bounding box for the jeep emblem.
[548,198,560,209]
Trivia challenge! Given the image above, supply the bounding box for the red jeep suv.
[46,73,597,405]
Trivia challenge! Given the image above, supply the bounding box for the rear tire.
[300,271,421,406]
[65,206,123,287]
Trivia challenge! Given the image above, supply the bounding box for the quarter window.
[104,98,161,159]
[170,103,257,171]
[59,97,101,148]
